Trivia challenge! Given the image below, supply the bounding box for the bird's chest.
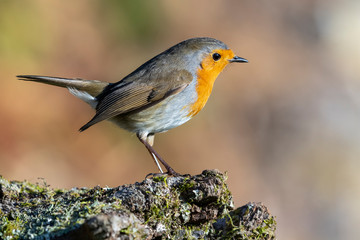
[186,68,217,117]
[113,76,215,134]
[114,82,197,133]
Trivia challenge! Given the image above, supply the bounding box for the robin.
[17,37,247,176]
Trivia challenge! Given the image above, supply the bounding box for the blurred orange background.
[1,0,360,239]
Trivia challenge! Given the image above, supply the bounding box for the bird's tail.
[17,75,109,97]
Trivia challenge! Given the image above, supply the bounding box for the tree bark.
[0,170,276,239]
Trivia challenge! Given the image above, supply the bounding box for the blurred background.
[1,0,359,239]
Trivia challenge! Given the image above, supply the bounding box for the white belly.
[111,82,197,134]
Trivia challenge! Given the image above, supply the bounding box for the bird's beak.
[229,56,248,63]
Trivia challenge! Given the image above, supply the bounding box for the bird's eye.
[212,53,221,61]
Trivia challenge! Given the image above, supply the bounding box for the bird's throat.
[187,67,219,117]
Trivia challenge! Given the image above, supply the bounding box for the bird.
[17,37,247,176]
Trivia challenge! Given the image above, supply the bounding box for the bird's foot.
[145,170,192,179]
[145,172,166,179]
[145,169,180,179]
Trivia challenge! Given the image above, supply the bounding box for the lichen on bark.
[0,170,276,239]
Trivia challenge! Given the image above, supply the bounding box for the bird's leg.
[143,134,163,173]
[137,133,179,176]
[143,141,178,176]
[151,153,164,174]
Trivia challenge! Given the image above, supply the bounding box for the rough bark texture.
[0,170,276,239]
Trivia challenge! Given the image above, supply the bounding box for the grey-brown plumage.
[17,75,108,97]
[81,69,192,132]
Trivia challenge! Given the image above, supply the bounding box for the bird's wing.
[79,69,193,131]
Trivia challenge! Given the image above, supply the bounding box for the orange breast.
[187,67,217,117]
[187,49,234,117]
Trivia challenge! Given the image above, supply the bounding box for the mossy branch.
[0,170,276,239]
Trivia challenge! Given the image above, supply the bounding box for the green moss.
[151,175,167,183]
[0,214,23,240]
[0,171,276,239]
[0,176,127,239]
[213,203,277,239]
[178,178,195,193]
[144,189,182,236]
[253,217,276,239]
